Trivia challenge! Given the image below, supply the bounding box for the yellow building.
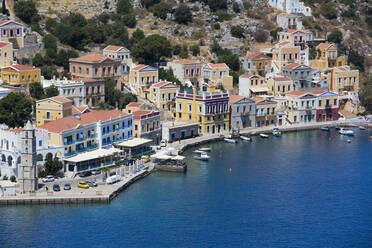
[175,88,230,134]
[1,64,41,85]
[36,96,73,126]
[309,43,346,69]
[327,66,359,95]
[202,63,233,90]
[129,64,158,99]
[243,51,272,76]
[0,41,13,68]
[272,42,301,72]
[149,81,180,111]
[267,77,294,96]
[103,45,131,74]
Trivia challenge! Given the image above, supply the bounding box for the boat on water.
[194,152,210,161]
[339,128,354,136]
[240,136,251,141]
[321,127,329,131]
[199,147,211,152]
[272,128,282,136]
[359,126,367,130]
[260,133,269,138]
[224,138,237,143]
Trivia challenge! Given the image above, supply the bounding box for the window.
[319,100,322,106]
[334,99,337,105]
[39,140,42,146]
[46,112,50,119]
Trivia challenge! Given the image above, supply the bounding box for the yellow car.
[77,181,89,189]
[141,155,150,163]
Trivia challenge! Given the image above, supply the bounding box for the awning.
[116,138,153,148]
[64,148,121,163]
[251,87,269,93]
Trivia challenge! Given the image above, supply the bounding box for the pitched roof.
[80,110,127,123]
[9,128,23,133]
[278,41,291,47]
[72,106,89,114]
[133,110,152,117]
[229,95,244,104]
[274,77,291,82]
[126,102,144,108]
[316,43,333,49]
[208,63,229,69]
[284,63,301,69]
[71,77,103,83]
[49,96,72,104]
[286,29,304,34]
[2,64,39,71]
[286,91,306,96]
[39,117,84,133]
[240,74,264,79]
[336,66,348,72]
[73,54,114,63]
[252,97,264,103]
[0,41,10,48]
[311,90,327,95]
[104,45,125,52]
[172,59,201,65]
[246,51,262,59]
[151,81,169,88]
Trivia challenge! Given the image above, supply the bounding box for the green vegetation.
[190,44,200,56]
[174,4,192,24]
[14,0,39,24]
[132,34,172,65]
[179,44,189,59]
[0,93,33,128]
[153,2,171,20]
[10,175,16,183]
[320,2,337,20]
[206,0,227,12]
[141,0,160,9]
[327,29,343,44]
[210,42,240,72]
[158,68,190,91]
[348,50,365,72]
[103,79,137,110]
[117,0,133,14]
[359,77,372,112]
[230,26,245,39]
[253,29,268,43]
[40,156,63,177]
[2,0,9,15]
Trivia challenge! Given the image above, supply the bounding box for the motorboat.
[199,147,211,152]
[359,126,367,130]
[321,127,329,131]
[224,138,237,143]
[194,152,210,161]
[240,136,251,141]
[260,133,269,138]
[339,128,354,136]
[272,128,282,136]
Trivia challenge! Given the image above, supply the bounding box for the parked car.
[160,140,167,147]
[85,180,98,187]
[91,169,101,175]
[142,155,150,163]
[53,184,60,191]
[79,171,92,178]
[63,184,71,190]
[42,175,55,183]
[106,175,120,184]
[77,181,89,189]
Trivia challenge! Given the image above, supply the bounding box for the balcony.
[87,134,96,139]
[64,140,74,145]
[87,144,98,150]
[76,147,86,153]
[64,151,76,157]
[76,137,86,142]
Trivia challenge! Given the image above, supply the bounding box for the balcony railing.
[76,137,86,142]
[87,144,98,150]
[76,148,86,153]
[64,151,76,157]
[87,134,96,138]
[64,140,74,145]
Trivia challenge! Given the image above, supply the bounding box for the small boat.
[199,147,211,152]
[193,150,203,154]
[224,138,237,143]
[321,127,329,131]
[272,128,282,136]
[339,128,354,136]
[359,126,367,130]
[260,133,269,138]
[240,136,251,141]
[347,139,351,143]
[194,152,210,161]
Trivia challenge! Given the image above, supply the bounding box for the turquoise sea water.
[1,129,372,247]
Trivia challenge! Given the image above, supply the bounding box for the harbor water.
[1,129,372,247]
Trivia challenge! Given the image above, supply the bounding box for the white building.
[277,13,303,30]
[42,77,85,107]
[268,0,312,16]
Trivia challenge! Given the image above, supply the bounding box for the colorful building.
[272,42,302,72]
[267,76,294,96]
[239,74,268,97]
[149,81,179,111]
[1,64,40,85]
[0,20,25,49]
[129,64,158,99]
[39,110,134,159]
[243,51,272,76]
[229,95,256,131]
[167,59,202,85]
[282,63,312,89]
[133,110,161,144]
[276,13,303,30]
[253,97,278,127]
[327,66,359,95]
[309,43,346,69]
[0,41,13,68]
[312,90,339,122]
[175,88,230,134]
[278,29,312,50]
[285,91,317,124]
[124,102,145,114]
[202,63,233,90]
[103,45,131,74]
[36,96,73,126]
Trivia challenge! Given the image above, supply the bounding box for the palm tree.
[101,167,110,181]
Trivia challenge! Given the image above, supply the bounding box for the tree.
[132,34,172,65]
[173,45,182,55]
[45,18,57,33]
[232,2,240,13]
[14,0,39,24]
[153,2,171,20]
[44,157,63,176]
[359,77,372,112]
[29,82,45,100]
[158,68,186,90]
[141,0,160,9]
[348,50,365,72]
[32,53,44,67]
[253,29,268,43]
[0,93,33,128]
[122,13,137,28]
[328,29,343,44]
[45,85,59,98]
[207,0,227,12]
[41,65,59,80]
[43,34,58,52]
[190,44,200,56]
[230,25,245,38]
[10,175,16,182]
[174,4,192,25]
[2,0,9,15]
[179,44,188,59]
[117,0,133,14]
[320,2,337,20]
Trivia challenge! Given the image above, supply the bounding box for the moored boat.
[321,127,329,131]
[224,138,237,143]
[339,128,354,136]
[199,147,211,152]
[272,128,282,136]
[260,133,269,138]
[240,136,251,141]
[194,152,210,161]
[359,126,367,130]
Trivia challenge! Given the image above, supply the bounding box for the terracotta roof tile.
[80,110,127,123]
[151,81,169,88]
[316,43,333,49]
[311,90,327,95]
[0,41,10,48]
[2,65,39,71]
[104,45,124,52]
[132,64,148,71]
[284,63,301,69]
[287,91,306,96]
[274,77,291,82]
[246,51,262,59]
[240,74,263,79]
[39,117,84,133]
[229,95,244,104]
[74,54,113,63]
[208,63,229,69]
[126,102,144,108]
[278,41,291,46]
[9,128,23,133]
[172,59,201,65]
[72,106,89,114]
[50,96,72,104]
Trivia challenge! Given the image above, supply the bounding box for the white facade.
[42,77,85,106]
[269,0,312,16]
[277,13,303,30]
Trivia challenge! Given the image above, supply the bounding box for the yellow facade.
[175,88,230,134]
[267,77,294,96]
[36,96,72,126]
[149,82,179,111]
[202,63,233,90]
[1,65,41,85]
[129,65,158,99]
[327,66,359,95]
[309,43,346,69]
[272,43,301,70]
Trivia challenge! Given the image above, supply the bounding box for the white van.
[106,175,120,184]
